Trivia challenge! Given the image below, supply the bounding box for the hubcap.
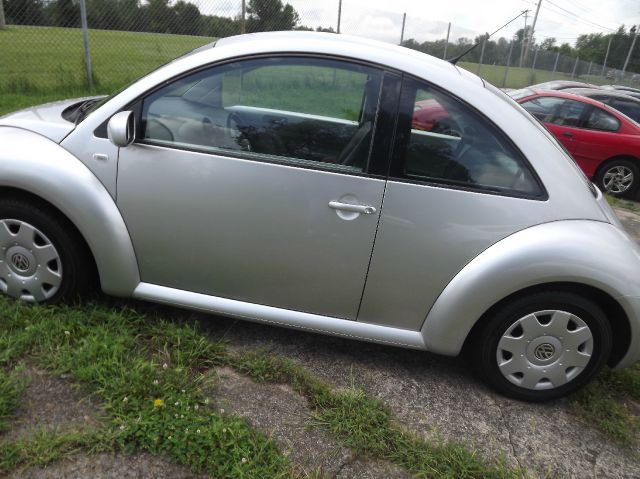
[496,310,593,391]
[0,219,62,302]
[603,165,633,194]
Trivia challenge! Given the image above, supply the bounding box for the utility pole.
[337,0,342,34]
[622,25,638,74]
[601,36,612,76]
[443,22,451,59]
[519,10,529,67]
[523,0,542,66]
[400,13,406,45]
[0,0,5,29]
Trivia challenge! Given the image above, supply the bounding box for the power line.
[544,0,617,31]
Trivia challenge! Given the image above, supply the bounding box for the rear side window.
[584,107,620,132]
[392,77,543,197]
[520,97,586,127]
[610,99,640,123]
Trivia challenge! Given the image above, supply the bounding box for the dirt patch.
[1,366,102,442]
[4,453,209,479]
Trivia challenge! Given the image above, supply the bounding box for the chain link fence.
[0,0,638,94]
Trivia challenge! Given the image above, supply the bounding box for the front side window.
[584,107,620,132]
[141,57,383,172]
[520,97,587,127]
[400,78,542,196]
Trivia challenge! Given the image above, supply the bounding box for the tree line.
[403,25,639,73]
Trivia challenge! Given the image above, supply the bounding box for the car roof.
[562,88,640,102]
[529,80,599,90]
[213,31,471,84]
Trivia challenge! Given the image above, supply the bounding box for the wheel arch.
[0,127,140,296]
[460,282,630,368]
[420,220,640,368]
[594,154,640,179]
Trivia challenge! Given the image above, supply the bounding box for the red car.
[510,89,640,196]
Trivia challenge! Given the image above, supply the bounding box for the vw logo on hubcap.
[534,343,555,361]
[10,253,30,272]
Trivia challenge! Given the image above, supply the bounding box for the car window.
[140,57,383,172]
[610,99,640,123]
[583,107,620,132]
[520,97,587,127]
[398,78,542,196]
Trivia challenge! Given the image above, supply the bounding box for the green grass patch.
[232,350,523,479]
[0,365,26,432]
[0,299,292,477]
[0,26,210,94]
[605,194,639,212]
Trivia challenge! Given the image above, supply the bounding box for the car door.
[571,105,622,178]
[116,56,386,320]
[359,76,548,330]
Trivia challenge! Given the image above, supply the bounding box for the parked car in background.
[509,88,640,196]
[601,85,640,100]
[562,88,640,123]
[2,32,640,402]
[529,80,600,91]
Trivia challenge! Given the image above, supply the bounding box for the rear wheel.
[596,159,639,197]
[472,291,612,401]
[0,198,94,303]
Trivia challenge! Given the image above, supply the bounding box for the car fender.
[421,219,640,358]
[0,127,139,296]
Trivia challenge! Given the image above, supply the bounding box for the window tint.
[610,99,640,123]
[141,57,383,172]
[584,107,620,131]
[520,97,586,127]
[400,78,542,196]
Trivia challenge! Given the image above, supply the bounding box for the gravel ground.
[3,205,640,478]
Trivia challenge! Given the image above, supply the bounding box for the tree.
[246,0,299,32]
[173,0,202,35]
[5,0,44,25]
[540,37,557,50]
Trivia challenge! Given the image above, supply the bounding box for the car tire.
[472,291,612,402]
[0,198,95,303]
[595,159,639,197]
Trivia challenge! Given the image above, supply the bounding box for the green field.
[0,26,621,116]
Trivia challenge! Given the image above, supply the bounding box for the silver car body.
[1,32,640,369]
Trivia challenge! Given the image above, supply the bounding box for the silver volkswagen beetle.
[1,32,639,401]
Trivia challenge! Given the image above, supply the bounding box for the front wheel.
[596,159,639,197]
[472,291,612,402]
[0,198,94,303]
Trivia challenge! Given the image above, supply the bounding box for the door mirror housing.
[108,111,136,147]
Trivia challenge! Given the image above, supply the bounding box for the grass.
[0,366,25,432]
[605,194,639,212]
[0,296,525,478]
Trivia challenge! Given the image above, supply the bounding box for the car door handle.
[328,201,377,215]
[562,131,573,137]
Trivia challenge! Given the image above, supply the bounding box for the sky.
[208,0,640,46]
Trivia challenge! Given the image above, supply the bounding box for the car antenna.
[448,10,529,65]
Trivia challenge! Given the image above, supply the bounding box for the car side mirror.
[107,111,136,147]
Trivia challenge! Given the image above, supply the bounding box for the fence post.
[399,13,406,45]
[241,0,246,33]
[336,0,341,34]
[502,41,514,87]
[0,0,5,29]
[443,22,451,59]
[571,56,579,79]
[529,47,539,84]
[476,37,486,75]
[601,36,612,76]
[552,51,560,74]
[587,61,593,77]
[79,0,93,89]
